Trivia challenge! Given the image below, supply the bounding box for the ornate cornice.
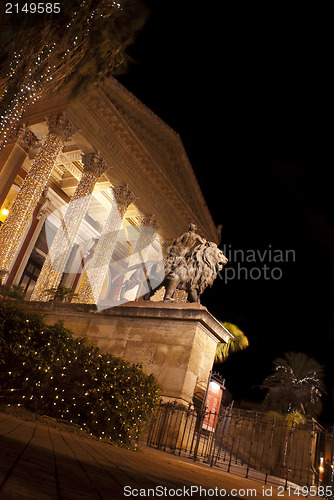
[102,78,218,241]
[20,81,219,243]
[75,90,183,235]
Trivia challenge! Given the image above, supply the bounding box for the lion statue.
[144,241,228,303]
[120,224,228,303]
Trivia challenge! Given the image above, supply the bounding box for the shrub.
[44,285,78,302]
[0,302,160,445]
[0,284,26,300]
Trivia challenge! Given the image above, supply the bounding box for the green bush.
[0,302,160,445]
[0,284,26,300]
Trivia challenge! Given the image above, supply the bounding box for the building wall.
[0,78,219,302]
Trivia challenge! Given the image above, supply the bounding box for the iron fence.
[147,401,334,489]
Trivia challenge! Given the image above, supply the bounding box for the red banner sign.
[202,381,223,432]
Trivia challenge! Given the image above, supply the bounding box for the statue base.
[25,301,231,404]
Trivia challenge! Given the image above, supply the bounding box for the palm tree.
[8,284,26,300]
[215,322,249,363]
[0,0,148,145]
[261,352,325,417]
[0,283,26,300]
[44,285,78,302]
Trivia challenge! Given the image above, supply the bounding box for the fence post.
[192,406,206,462]
[212,403,233,467]
[245,413,257,479]
[265,415,276,484]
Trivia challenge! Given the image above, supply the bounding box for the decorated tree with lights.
[44,285,78,302]
[0,0,148,146]
[261,351,325,417]
[0,302,160,444]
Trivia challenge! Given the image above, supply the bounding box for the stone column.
[0,124,38,208]
[30,152,108,301]
[79,184,137,304]
[0,114,75,281]
[124,214,160,301]
[9,190,53,286]
[135,215,160,255]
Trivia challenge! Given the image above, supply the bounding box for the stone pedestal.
[25,301,231,404]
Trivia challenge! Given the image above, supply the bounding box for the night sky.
[118,0,334,423]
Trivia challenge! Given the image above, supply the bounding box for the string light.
[79,184,137,304]
[0,0,128,150]
[124,215,160,301]
[2,300,160,445]
[0,115,75,278]
[30,152,108,301]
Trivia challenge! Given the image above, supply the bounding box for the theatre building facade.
[0,77,230,404]
[0,77,219,299]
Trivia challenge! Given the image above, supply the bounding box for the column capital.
[7,124,38,151]
[47,113,76,142]
[81,152,109,178]
[113,184,138,211]
[137,214,160,230]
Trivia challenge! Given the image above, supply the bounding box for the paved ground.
[0,411,318,500]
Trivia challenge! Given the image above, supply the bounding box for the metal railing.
[147,401,334,489]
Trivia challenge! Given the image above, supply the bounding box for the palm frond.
[215,322,249,363]
[262,351,325,417]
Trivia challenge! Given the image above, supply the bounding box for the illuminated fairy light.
[0,46,58,149]
[30,153,108,301]
[124,215,160,302]
[1,49,48,146]
[4,321,159,445]
[0,144,57,274]
[0,29,73,149]
[0,1,125,150]
[0,115,75,279]
[79,184,137,304]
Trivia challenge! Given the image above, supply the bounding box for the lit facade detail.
[30,152,108,301]
[78,184,137,304]
[123,215,160,302]
[0,115,75,279]
[0,78,219,299]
